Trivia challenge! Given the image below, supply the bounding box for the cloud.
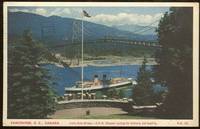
[48,8,72,17]
[8,8,72,17]
[9,8,30,13]
[9,8,164,27]
[35,8,48,16]
[88,12,164,27]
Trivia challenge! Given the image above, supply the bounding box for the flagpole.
[81,10,90,100]
[81,16,84,100]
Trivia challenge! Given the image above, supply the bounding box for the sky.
[9,7,169,27]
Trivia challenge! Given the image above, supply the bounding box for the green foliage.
[118,89,125,99]
[154,8,193,118]
[105,89,119,99]
[102,88,125,99]
[8,29,56,119]
[61,42,156,58]
[95,87,127,99]
[132,57,154,105]
[84,42,156,57]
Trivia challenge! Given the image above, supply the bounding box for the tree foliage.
[105,88,119,99]
[132,57,154,105]
[8,29,56,119]
[154,8,193,118]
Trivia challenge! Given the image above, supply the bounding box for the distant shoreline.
[69,56,157,67]
[70,61,157,68]
[42,56,157,68]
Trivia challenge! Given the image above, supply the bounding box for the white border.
[3,2,199,127]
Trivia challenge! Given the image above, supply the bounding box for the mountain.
[112,24,157,35]
[8,12,157,46]
[112,24,157,42]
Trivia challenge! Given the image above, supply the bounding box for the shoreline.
[70,62,157,68]
[42,60,157,68]
[68,56,157,67]
[41,56,157,68]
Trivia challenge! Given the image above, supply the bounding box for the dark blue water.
[43,64,152,95]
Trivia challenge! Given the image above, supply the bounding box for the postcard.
[3,2,199,127]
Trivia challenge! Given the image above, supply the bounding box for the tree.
[118,89,125,99]
[106,89,119,99]
[132,57,154,105]
[8,29,56,119]
[154,8,193,118]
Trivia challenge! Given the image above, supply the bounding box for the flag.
[83,10,91,18]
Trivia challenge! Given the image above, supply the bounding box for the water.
[43,64,152,96]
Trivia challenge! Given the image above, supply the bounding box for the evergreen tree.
[132,57,154,105]
[8,29,56,119]
[154,8,193,118]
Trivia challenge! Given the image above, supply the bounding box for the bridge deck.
[47,39,161,48]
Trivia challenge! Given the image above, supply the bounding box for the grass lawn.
[83,114,156,119]
[55,114,156,119]
[51,107,158,119]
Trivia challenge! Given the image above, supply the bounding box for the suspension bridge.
[42,18,162,49]
[47,37,161,49]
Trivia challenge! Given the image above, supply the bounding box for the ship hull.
[65,81,134,93]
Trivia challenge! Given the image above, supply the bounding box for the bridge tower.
[72,21,82,44]
[71,20,82,65]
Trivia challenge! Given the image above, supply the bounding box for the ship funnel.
[94,75,99,86]
[94,74,98,79]
[103,74,107,81]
